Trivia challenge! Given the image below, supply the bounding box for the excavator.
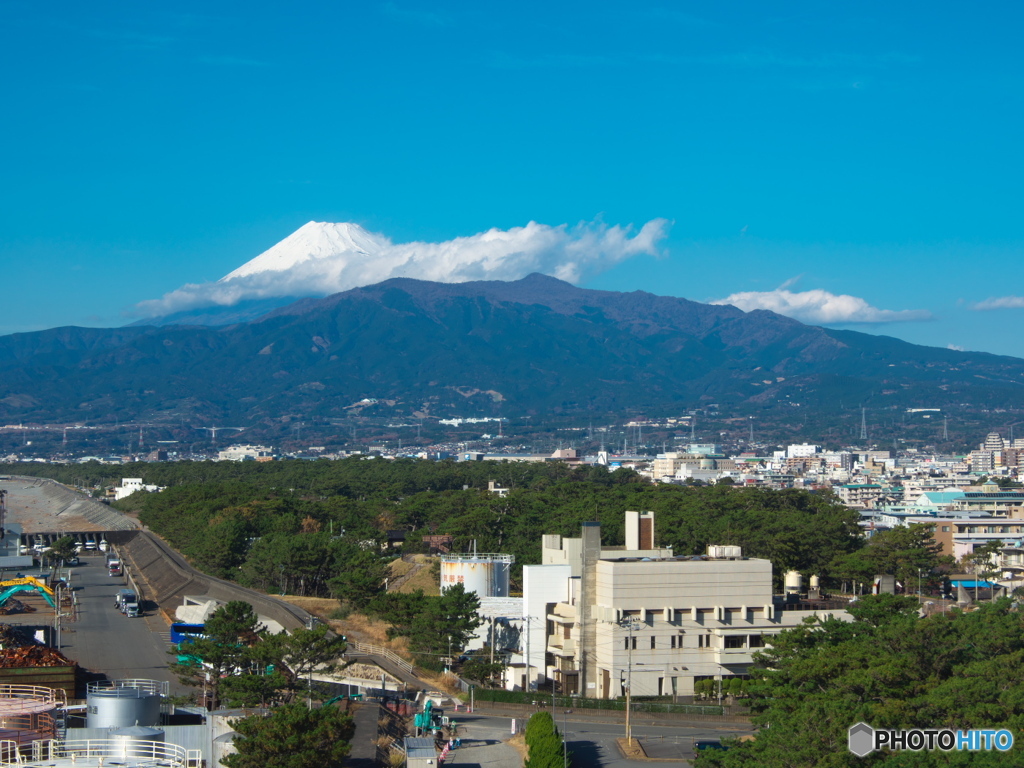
[0,577,56,608]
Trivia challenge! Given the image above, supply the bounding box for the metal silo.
[440,553,514,597]
[86,680,166,728]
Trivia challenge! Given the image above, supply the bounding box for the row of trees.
[696,595,1024,767]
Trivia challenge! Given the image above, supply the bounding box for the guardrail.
[347,641,415,676]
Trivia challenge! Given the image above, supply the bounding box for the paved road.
[444,712,752,768]
[1,555,185,695]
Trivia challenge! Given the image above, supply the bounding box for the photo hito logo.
[848,722,1014,756]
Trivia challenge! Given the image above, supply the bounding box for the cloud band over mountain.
[712,288,932,325]
[132,219,669,319]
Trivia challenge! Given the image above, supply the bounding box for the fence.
[347,641,415,676]
[470,689,725,716]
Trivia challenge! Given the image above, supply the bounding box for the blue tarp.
[951,580,997,589]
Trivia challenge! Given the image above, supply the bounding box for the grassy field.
[387,554,440,596]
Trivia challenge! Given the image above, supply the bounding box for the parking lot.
[0,554,187,695]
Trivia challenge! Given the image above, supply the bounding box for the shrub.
[524,710,570,767]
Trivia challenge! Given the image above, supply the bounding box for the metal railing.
[86,680,169,697]
[0,738,201,767]
[347,641,415,675]
[0,686,66,710]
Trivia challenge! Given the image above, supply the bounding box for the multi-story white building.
[521,512,851,698]
[216,444,275,461]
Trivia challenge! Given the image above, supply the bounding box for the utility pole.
[523,616,532,693]
[620,617,639,746]
[563,704,568,767]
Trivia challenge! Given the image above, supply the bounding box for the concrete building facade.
[524,512,851,699]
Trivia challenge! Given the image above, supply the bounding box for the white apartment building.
[522,512,850,698]
[113,477,163,501]
[786,443,820,459]
[216,444,275,461]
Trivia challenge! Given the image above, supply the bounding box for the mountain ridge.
[1,275,1021,427]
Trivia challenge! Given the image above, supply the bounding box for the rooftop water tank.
[707,545,742,559]
[784,570,803,595]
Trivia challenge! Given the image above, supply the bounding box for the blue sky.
[2,2,1022,356]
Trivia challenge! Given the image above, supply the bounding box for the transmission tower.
[860,408,868,442]
[943,417,948,441]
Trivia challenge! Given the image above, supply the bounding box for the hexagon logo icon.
[848,722,875,757]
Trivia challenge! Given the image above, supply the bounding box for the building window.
[724,635,745,649]
[651,636,656,650]
[942,526,950,532]
[624,636,636,650]
[563,624,571,639]
[698,634,710,649]
[749,634,765,648]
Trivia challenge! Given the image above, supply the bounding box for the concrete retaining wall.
[13,477,139,532]
[119,531,315,632]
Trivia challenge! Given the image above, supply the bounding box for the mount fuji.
[130,218,669,327]
[222,221,390,281]
[132,222,391,327]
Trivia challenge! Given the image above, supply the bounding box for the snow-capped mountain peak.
[220,221,390,281]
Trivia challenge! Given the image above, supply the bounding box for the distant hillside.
[1,274,1022,425]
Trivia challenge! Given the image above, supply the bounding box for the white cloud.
[711,288,932,325]
[947,344,965,351]
[133,219,669,318]
[972,296,1024,310]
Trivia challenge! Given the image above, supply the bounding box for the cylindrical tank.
[87,682,163,728]
[784,570,803,595]
[440,554,514,597]
[213,730,240,766]
[809,575,820,589]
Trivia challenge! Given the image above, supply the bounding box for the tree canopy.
[697,595,1024,767]
[222,703,354,768]
[171,601,347,709]
[9,458,869,595]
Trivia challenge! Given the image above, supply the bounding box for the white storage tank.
[784,570,803,595]
[440,553,514,597]
[707,545,742,559]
